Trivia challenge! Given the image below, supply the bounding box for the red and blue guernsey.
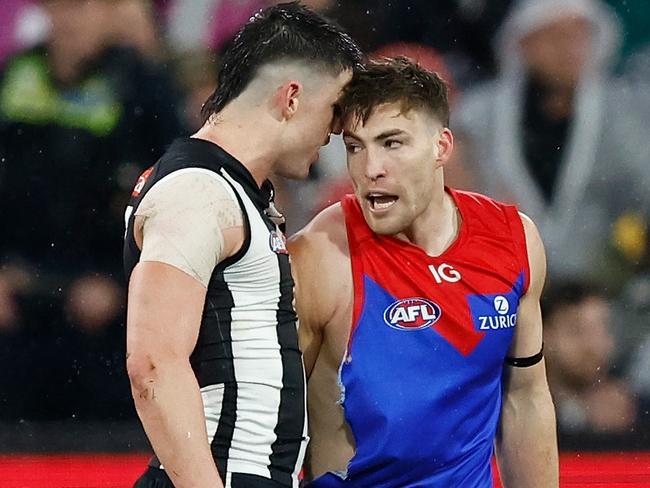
[310,189,530,488]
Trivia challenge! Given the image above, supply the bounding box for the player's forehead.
[343,102,429,139]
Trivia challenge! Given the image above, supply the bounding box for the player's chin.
[298,161,315,180]
[299,152,319,178]
[364,211,403,236]
[281,161,312,180]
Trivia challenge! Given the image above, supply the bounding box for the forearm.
[131,360,223,488]
[496,384,558,487]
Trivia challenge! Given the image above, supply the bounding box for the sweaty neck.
[395,177,461,257]
[193,107,280,188]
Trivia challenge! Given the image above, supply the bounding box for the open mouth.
[366,192,399,212]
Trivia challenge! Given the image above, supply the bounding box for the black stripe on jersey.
[201,276,237,479]
[190,172,250,386]
[264,224,305,484]
[217,169,252,269]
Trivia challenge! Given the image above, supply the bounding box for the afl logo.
[269,230,288,255]
[383,297,442,331]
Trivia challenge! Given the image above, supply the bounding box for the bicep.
[127,261,207,361]
[289,206,348,377]
[288,233,324,378]
[507,213,547,389]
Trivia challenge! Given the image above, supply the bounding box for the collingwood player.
[123,3,362,487]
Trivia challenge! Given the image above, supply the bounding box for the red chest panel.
[342,188,530,356]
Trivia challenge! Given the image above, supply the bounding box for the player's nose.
[364,153,387,181]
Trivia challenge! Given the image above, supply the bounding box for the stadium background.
[1,0,650,486]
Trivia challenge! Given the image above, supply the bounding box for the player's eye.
[385,139,402,149]
[345,143,362,154]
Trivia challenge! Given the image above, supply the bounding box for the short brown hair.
[338,56,449,127]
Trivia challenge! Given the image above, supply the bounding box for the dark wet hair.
[338,56,450,127]
[201,1,363,122]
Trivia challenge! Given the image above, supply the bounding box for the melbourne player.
[289,58,558,487]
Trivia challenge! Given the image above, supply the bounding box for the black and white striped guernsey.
[124,138,307,488]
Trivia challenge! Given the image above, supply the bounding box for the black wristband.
[505,343,544,368]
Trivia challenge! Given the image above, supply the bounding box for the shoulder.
[139,169,238,213]
[518,213,544,255]
[288,202,348,259]
[135,169,243,241]
[289,205,352,340]
[288,203,351,301]
[452,188,506,208]
[451,188,518,226]
[518,212,546,295]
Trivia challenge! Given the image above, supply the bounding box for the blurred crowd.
[1,0,649,450]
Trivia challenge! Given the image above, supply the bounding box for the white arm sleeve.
[134,170,244,287]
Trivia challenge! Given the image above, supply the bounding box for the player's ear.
[434,127,454,168]
[276,81,302,121]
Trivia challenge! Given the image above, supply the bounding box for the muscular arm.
[126,172,243,488]
[288,230,328,378]
[288,204,348,377]
[127,263,222,487]
[496,213,559,488]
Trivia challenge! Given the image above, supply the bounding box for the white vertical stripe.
[225,471,233,488]
[201,384,225,444]
[220,171,284,480]
[292,365,310,488]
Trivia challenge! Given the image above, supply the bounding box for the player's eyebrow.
[374,129,406,141]
[343,128,407,141]
[342,129,360,140]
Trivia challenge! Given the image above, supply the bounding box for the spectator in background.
[0,0,49,67]
[543,282,638,439]
[166,0,267,54]
[360,0,515,86]
[0,0,184,420]
[453,0,650,287]
[111,0,165,62]
[174,50,219,131]
[0,275,29,419]
[626,314,650,437]
[165,0,335,56]
[604,0,650,63]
